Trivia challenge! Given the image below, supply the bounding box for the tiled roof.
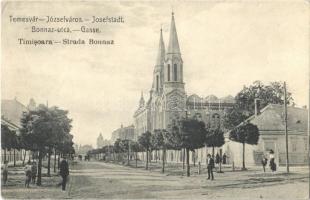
[250,104,307,132]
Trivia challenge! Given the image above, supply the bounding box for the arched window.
[167,64,170,81]
[156,75,159,91]
[174,64,178,81]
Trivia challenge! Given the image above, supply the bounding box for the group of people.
[24,161,37,187]
[261,149,277,172]
[2,157,70,192]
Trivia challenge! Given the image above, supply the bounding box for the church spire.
[139,91,145,107]
[155,28,165,66]
[167,12,180,54]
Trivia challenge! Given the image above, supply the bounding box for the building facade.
[111,124,135,143]
[133,13,235,139]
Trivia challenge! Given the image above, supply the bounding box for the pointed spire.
[139,91,145,107]
[167,12,180,54]
[156,28,165,66]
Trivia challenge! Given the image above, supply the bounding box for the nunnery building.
[133,13,235,164]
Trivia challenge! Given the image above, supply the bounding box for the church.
[133,13,235,140]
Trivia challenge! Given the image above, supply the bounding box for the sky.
[1,0,309,147]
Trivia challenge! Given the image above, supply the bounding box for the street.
[4,160,308,199]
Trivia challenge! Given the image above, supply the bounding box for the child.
[24,161,32,188]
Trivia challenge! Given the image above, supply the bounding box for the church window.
[174,64,178,81]
[168,64,171,81]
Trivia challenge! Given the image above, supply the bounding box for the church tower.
[152,28,165,96]
[162,12,186,128]
[163,12,184,94]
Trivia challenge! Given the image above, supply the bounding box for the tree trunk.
[57,152,61,169]
[127,147,130,166]
[186,148,190,177]
[22,150,27,166]
[146,150,149,170]
[162,148,166,173]
[9,150,11,162]
[193,151,196,167]
[212,145,215,158]
[155,150,158,163]
[37,150,43,186]
[4,149,7,162]
[135,151,138,168]
[182,148,185,170]
[47,148,51,176]
[242,142,246,170]
[53,149,57,173]
[13,149,16,167]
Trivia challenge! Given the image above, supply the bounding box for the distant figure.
[31,161,37,184]
[261,155,268,172]
[222,153,227,164]
[215,153,220,164]
[59,157,69,191]
[207,154,215,180]
[24,161,32,188]
[269,150,277,172]
[2,160,8,185]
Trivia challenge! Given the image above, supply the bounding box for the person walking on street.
[24,161,32,188]
[31,161,37,184]
[207,154,215,180]
[261,154,268,172]
[2,160,8,185]
[59,157,69,191]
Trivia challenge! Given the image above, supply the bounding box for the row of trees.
[1,104,75,186]
[89,81,292,175]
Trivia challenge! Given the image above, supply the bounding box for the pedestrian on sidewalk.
[261,154,268,172]
[59,157,69,191]
[222,153,227,165]
[2,160,9,185]
[207,154,215,180]
[269,150,277,172]
[31,161,37,184]
[24,161,32,188]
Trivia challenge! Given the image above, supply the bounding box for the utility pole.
[284,81,289,173]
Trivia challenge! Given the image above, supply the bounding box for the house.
[222,104,308,167]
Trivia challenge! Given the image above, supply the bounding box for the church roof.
[155,28,165,67]
[249,104,307,132]
[167,13,181,54]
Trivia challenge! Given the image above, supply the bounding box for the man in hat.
[207,154,215,180]
[59,157,69,191]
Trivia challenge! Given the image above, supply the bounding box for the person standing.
[215,153,220,165]
[24,161,32,188]
[59,157,69,191]
[222,153,227,165]
[261,155,268,172]
[207,154,215,180]
[31,161,37,184]
[2,160,8,185]
[269,150,277,172]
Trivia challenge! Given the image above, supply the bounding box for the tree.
[205,128,225,158]
[114,139,124,162]
[229,123,259,170]
[224,81,294,130]
[130,141,142,168]
[169,119,206,177]
[1,124,16,162]
[138,131,152,170]
[20,104,72,186]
